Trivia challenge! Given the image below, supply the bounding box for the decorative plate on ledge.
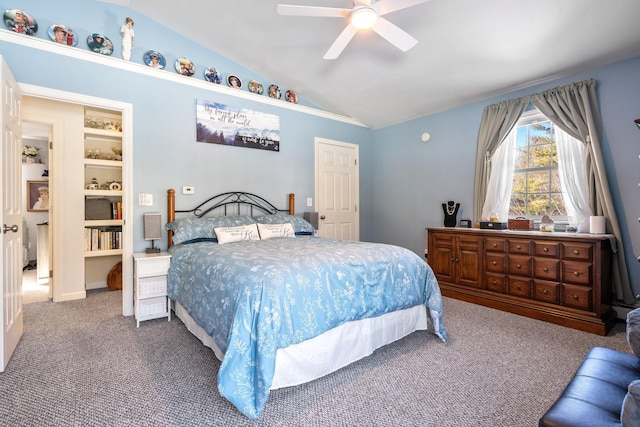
[143,50,166,69]
[48,24,77,46]
[87,33,114,55]
[227,74,242,89]
[3,9,37,35]
[268,84,281,99]
[175,57,195,77]
[248,80,264,95]
[285,90,299,104]
[204,67,222,84]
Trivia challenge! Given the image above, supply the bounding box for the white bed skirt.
[173,301,428,390]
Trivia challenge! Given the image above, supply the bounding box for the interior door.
[0,56,23,372]
[315,138,359,240]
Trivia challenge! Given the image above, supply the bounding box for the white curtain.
[555,129,592,227]
[472,98,529,223]
[480,128,517,222]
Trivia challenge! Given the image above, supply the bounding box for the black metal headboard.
[177,191,289,218]
[167,189,295,246]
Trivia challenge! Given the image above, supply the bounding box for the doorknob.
[320,215,326,220]
[3,224,19,234]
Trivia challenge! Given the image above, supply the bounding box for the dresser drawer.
[136,257,171,277]
[508,277,532,298]
[563,243,593,261]
[534,241,561,257]
[137,276,167,299]
[562,284,592,310]
[485,237,507,252]
[562,261,592,285]
[485,273,506,293]
[534,258,560,280]
[508,255,532,276]
[508,239,532,254]
[534,280,560,304]
[485,254,506,273]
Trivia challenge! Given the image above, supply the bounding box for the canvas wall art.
[196,99,280,152]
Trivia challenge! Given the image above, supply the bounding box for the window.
[508,109,567,220]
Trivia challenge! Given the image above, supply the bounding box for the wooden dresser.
[427,227,616,335]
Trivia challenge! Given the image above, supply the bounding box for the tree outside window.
[508,111,567,219]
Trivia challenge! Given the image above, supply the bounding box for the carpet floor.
[0,289,630,426]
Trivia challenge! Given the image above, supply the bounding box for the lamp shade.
[143,212,162,240]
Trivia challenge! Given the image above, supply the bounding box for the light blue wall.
[0,0,375,250]
[2,1,639,297]
[372,55,640,297]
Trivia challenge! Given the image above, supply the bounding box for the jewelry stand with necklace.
[442,201,460,227]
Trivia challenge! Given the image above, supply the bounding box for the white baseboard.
[86,281,107,290]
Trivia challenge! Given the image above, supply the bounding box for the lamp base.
[145,239,160,254]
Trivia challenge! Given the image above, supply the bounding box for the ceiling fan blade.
[277,5,350,18]
[371,17,418,52]
[377,0,430,16]
[323,25,358,60]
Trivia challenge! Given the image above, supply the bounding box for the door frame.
[19,83,134,316]
[314,137,360,240]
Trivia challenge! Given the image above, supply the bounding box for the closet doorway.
[19,87,133,315]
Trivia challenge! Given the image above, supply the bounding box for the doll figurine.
[120,17,135,61]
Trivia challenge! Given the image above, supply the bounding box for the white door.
[0,56,23,372]
[315,138,359,240]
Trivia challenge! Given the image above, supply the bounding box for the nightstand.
[133,252,171,327]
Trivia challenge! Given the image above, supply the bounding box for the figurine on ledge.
[442,201,460,227]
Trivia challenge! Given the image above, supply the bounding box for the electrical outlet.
[183,186,195,195]
[307,197,313,207]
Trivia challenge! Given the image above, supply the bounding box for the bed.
[165,189,447,418]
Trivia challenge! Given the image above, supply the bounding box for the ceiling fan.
[277,0,429,59]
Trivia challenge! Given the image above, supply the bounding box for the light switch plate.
[307,197,312,207]
[138,193,153,206]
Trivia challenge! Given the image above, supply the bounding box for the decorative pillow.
[257,222,295,240]
[627,308,640,357]
[214,223,260,244]
[166,215,256,244]
[254,214,315,235]
[621,379,640,427]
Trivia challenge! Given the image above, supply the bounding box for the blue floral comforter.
[167,236,447,418]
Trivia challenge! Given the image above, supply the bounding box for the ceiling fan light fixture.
[351,6,378,29]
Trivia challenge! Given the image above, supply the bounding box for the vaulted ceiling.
[105,0,640,129]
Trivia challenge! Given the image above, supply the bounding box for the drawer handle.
[515,284,521,290]
[543,267,548,272]
[516,245,521,249]
[451,257,455,262]
[492,280,497,285]
[516,264,521,269]
[543,247,549,252]
[455,257,459,263]
[542,289,549,295]
[574,271,580,276]
[574,250,579,255]
[492,243,497,248]
[572,294,579,300]
[492,261,497,266]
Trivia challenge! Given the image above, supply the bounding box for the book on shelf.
[111,201,122,220]
[85,226,122,251]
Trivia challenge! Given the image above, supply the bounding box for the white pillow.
[214,224,260,244]
[257,222,295,240]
